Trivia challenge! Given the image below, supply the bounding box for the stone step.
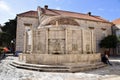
[11,63,41,71]
[10,61,106,72]
[67,62,106,72]
[12,61,69,69]
[11,62,69,72]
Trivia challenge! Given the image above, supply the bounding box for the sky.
[0,0,120,25]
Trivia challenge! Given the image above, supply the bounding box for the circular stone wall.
[19,53,101,65]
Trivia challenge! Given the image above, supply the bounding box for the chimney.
[88,12,91,16]
[44,5,48,9]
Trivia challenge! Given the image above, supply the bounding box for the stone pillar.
[93,32,96,53]
[55,21,58,27]
[46,28,48,54]
[65,28,68,54]
[81,29,84,54]
[89,27,94,53]
[91,30,93,53]
[23,31,27,53]
[66,28,71,54]
[31,29,34,53]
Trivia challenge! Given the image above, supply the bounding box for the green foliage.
[0,18,17,47]
[1,18,17,39]
[99,35,118,49]
[118,35,120,42]
[0,32,12,46]
[0,47,3,54]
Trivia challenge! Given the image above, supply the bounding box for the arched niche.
[41,16,80,26]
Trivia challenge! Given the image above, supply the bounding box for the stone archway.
[40,16,80,26]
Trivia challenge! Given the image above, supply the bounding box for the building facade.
[112,18,120,55]
[16,5,113,54]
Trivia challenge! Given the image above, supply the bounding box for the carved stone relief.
[48,39,65,54]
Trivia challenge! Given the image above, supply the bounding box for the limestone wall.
[30,26,95,54]
[32,29,46,54]
[39,15,112,53]
[16,14,112,54]
[19,53,101,65]
[16,16,39,52]
[75,19,112,53]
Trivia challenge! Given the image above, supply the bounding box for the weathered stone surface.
[16,7,112,67]
[28,26,95,54]
[16,14,112,53]
[19,53,101,65]
[16,17,38,52]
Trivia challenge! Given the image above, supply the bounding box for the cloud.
[0,1,10,11]
[0,0,14,15]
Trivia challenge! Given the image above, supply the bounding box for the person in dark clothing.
[10,42,15,56]
[101,50,112,66]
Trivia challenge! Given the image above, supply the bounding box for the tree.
[99,35,119,55]
[1,18,17,39]
[0,32,12,46]
[0,18,17,47]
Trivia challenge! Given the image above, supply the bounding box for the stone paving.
[0,55,120,80]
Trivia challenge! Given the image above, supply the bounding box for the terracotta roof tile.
[17,11,38,18]
[45,9,109,22]
[17,8,110,23]
[112,18,120,24]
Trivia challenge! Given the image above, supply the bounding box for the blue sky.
[0,0,120,25]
